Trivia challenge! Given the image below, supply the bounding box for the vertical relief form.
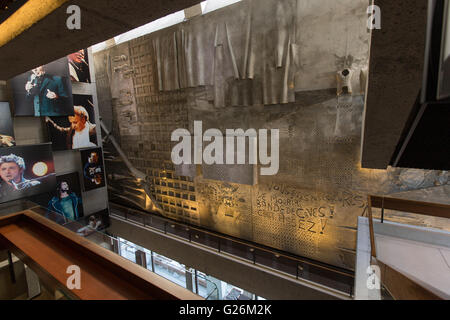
[225,23,240,80]
[256,0,297,105]
[154,37,163,92]
[149,0,298,107]
[214,25,226,108]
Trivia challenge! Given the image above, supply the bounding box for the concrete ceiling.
[0,0,202,80]
[361,0,428,169]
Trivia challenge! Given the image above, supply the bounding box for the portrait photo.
[10,57,74,117]
[80,147,106,191]
[0,102,16,148]
[68,49,91,83]
[46,94,97,151]
[29,172,84,224]
[0,143,56,204]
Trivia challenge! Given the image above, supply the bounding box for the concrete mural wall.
[94,0,450,270]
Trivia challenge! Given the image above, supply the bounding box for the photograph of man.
[68,49,91,83]
[46,94,97,151]
[0,102,16,147]
[0,144,56,204]
[10,57,74,116]
[80,147,106,191]
[47,175,83,222]
[0,154,40,194]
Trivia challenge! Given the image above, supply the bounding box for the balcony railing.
[364,195,450,300]
[109,201,355,297]
[0,202,202,300]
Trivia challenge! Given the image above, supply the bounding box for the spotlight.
[32,162,48,176]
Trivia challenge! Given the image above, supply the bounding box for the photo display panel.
[0,143,56,204]
[0,102,16,147]
[80,147,106,191]
[10,57,74,117]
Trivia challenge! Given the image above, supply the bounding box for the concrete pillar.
[185,267,194,293]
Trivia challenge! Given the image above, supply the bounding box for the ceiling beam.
[0,0,202,80]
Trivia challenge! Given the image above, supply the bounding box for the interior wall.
[94,0,450,270]
[0,49,108,217]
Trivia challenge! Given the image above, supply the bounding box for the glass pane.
[220,239,253,261]
[254,249,298,277]
[191,231,220,250]
[153,253,187,288]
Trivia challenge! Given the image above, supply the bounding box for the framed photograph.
[29,172,84,224]
[46,94,97,151]
[10,57,74,117]
[0,102,16,147]
[75,209,109,237]
[80,147,106,191]
[0,143,56,204]
[68,49,91,83]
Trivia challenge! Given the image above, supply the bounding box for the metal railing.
[109,201,355,297]
[363,195,450,300]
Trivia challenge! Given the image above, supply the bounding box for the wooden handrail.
[369,195,450,219]
[0,209,202,300]
[365,194,450,298]
[366,195,450,256]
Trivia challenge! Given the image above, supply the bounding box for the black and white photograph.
[0,102,16,147]
[46,94,97,151]
[68,49,91,83]
[80,147,106,191]
[0,143,56,204]
[10,57,74,117]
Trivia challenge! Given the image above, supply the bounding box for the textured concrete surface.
[0,0,203,80]
[362,0,428,169]
[95,0,449,270]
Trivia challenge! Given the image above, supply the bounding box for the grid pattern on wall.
[118,37,200,224]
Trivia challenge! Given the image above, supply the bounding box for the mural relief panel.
[196,180,253,239]
[95,0,450,270]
